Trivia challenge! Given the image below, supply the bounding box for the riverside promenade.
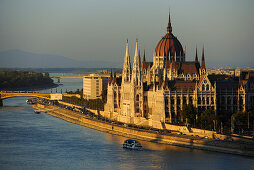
[33,103,254,157]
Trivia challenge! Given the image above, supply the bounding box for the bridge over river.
[0,91,80,106]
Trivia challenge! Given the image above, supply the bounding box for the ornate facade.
[104,12,254,126]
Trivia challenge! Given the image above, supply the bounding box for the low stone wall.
[33,103,254,157]
[90,110,217,137]
[58,101,83,109]
[57,105,254,143]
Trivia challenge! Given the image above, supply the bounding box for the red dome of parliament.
[155,12,183,57]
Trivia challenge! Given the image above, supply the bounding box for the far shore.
[1,83,59,91]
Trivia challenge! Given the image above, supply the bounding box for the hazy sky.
[0,0,254,68]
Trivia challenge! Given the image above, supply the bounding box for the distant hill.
[0,49,117,68]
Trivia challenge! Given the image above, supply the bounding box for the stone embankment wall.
[85,108,228,140]
[34,103,254,157]
[57,102,253,142]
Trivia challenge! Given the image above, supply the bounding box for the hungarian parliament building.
[104,12,254,125]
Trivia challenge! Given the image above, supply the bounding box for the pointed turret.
[143,49,146,62]
[132,39,141,86]
[201,46,205,69]
[138,49,141,67]
[195,46,198,62]
[167,9,172,33]
[122,39,131,84]
[125,39,129,57]
[141,49,147,70]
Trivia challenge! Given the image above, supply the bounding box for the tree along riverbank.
[33,103,254,157]
[0,70,58,91]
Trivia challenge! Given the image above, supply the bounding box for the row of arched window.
[202,84,210,91]
[217,96,241,105]
[168,96,193,106]
[198,97,214,105]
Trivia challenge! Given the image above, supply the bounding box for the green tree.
[45,72,50,77]
[180,104,197,127]
[232,111,254,134]
[200,109,216,130]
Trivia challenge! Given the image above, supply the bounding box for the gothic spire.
[122,39,131,83]
[139,49,141,66]
[125,39,129,57]
[134,39,139,57]
[132,39,141,86]
[195,46,198,62]
[167,9,172,33]
[143,49,146,62]
[201,45,206,69]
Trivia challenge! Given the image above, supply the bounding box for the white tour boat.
[123,139,142,150]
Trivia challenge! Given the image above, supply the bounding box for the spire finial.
[143,49,146,62]
[195,45,198,62]
[202,45,204,60]
[125,39,129,58]
[167,8,172,33]
[134,39,138,57]
[201,45,206,69]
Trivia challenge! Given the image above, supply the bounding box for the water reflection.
[104,133,196,152]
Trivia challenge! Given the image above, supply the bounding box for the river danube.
[1,75,254,169]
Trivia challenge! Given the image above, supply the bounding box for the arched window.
[177,97,180,105]
[202,97,205,104]
[211,97,214,104]
[136,95,139,102]
[202,84,205,91]
[198,97,201,104]
[189,96,193,104]
[171,97,174,105]
[183,96,186,104]
[206,84,209,91]
[206,97,209,104]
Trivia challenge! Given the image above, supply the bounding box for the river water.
[0,74,254,169]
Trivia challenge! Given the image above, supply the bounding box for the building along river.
[0,74,254,169]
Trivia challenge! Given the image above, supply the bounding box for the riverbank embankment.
[33,103,254,157]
